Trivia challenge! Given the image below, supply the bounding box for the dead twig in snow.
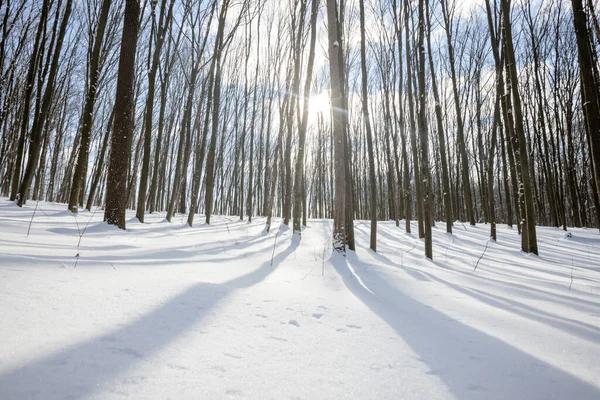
[474,239,492,271]
[73,207,100,268]
[26,200,41,237]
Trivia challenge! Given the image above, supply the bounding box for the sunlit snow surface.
[1,198,599,399]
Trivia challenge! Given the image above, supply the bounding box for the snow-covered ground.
[1,198,599,399]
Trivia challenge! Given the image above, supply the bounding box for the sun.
[307,91,330,124]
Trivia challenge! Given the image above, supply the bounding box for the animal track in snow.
[288,319,300,327]
[110,347,143,359]
[267,336,288,342]
[311,313,324,319]
[224,352,244,359]
[225,388,243,396]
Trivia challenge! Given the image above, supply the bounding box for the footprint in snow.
[336,328,348,333]
[288,319,300,327]
[110,347,143,359]
[346,324,362,329]
[268,336,288,342]
[312,313,324,319]
[255,313,268,318]
[167,363,189,371]
[223,352,244,359]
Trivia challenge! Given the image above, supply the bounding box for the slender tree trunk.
[404,0,423,238]
[136,0,176,221]
[418,0,432,259]
[18,0,73,206]
[440,0,475,225]
[358,0,377,251]
[426,0,452,233]
[572,0,600,209]
[501,0,538,254]
[293,0,319,234]
[204,1,230,225]
[10,0,50,202]
[68,0,111,212]
[327,0,346,253]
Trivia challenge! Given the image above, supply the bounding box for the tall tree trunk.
[18,0,73,206]
[572,0,600,211]
[104,0,141,229]
[204,0,230,225]
[418,0,432,259]
[10,0,50,202]
[404,0,424,238]
[440,0,475,225]
[68,0,111,212]
[327,0,346,253]
[136,0,176,222]
[293,0,319,234]
[426,0,452,233]
[359,0,377,251]
[501,0,538,254]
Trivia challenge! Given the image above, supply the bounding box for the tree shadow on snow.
[330,252,600,400]
[0,238,299,400]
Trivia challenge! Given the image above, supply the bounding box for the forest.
[2,1,600,397]
[1,0,599,259]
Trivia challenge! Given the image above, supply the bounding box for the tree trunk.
[68,0,111,212]
[501,0,538,254]
[327,0,346,253]
[18,0,73,206]
[104,0,141,230]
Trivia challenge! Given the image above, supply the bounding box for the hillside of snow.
[1,198,599,399]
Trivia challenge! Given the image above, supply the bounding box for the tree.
[571,0,600,209]
[418,0,432,259]
[358,0,377,251]
[425,0,452,234]
[501,0,538,254]
[104,0,141,229]
[293,0,320,234]
[17,0,74,206]
[10,0,51,202]
[68,0,112,213]
[326,0,347,253]
[440,0,476,226]
[136,0,176,222]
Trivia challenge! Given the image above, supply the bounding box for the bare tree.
[104,0,141,229]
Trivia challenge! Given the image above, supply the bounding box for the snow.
[1,198,599,399]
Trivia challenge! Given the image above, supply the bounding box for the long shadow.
[398,261,600,343]
[0,238,299,400]
[35,224,276,268]
[372,249,600,341]
[331,252,600,400]
[374,248,600,312]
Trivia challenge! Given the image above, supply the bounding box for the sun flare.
[307,91,330,124]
